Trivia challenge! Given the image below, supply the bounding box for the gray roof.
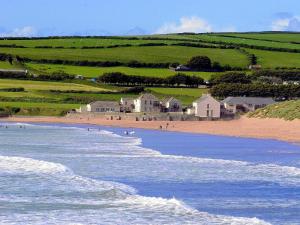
[221,97,275,105]
[193,94,218,104]
[89,101,120,107]
[137,93,158,100]
[161,97,180,105]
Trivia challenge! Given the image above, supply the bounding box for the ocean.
[0,122,299,225]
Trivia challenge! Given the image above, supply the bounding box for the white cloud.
[0,26,37,37]
[155,16,213,34]
[271,16,300,31]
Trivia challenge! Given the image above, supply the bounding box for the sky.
[0,0,300,37]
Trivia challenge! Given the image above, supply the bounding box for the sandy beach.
[2,115,300,143]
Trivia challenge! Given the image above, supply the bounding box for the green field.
[0,79,109,92]
[1,33,300,116]
[247,49,300,68]
[177,34,300,50]
[147,87,208,105]
[26,63,216,79]
[248,100,300,120]
[213,33,300,43]
[0,38,180,48]
[0,61,20,69]
[0,46,248,67]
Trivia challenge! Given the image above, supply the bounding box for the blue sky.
[0,0,300,36]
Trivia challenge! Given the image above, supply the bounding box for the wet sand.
[2,116,300,143]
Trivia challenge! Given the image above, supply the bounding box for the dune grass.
[248,100,300,120]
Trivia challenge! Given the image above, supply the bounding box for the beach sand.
[2,115,300,143]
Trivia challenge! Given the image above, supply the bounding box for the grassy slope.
[213,33,300,43]
[248,100,300,120]
[26,63,216,79]
[147,87,208,105]
[0,38,180,48]
[0,46,248,67]
[0,79,108,91]
[247,49,300,68]
[0,61,20,69]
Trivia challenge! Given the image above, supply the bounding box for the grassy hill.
[248,100,300,120]
[0,32,300,116]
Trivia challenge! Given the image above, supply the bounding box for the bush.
[209,72,252,85]
[211,83,300,98]
[187,56,212,71]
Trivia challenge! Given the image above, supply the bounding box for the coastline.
[2,115,300,143]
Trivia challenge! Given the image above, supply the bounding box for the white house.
[133,93,160,113]
[221,97,275,114]
[161,97,182,112]
[192,94,221,118]
[86,101,120,113]
[120,97,135,112]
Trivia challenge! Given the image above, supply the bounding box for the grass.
[178,34,300,50]
[213,32,300,43]
[26,63,216,79]
[0,79,109,92]
[248,100,300,120]
[246,49,300,68]
[0,38,181,48]
[147,87,208,105]
[0,61,20,69]
[0,101,80,116]
[0,46,249,67]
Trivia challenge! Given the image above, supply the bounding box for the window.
[207,110,210,117]
[145,100,147,104]
[207,104,210,109]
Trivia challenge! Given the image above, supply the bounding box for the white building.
[120,97,135,112]
[133,93,160,113]
[221,97,275,114]
[86,101,120,113]
[161,97,182,112]
[192,94,221,118]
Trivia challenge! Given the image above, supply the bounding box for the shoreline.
[2,115,300,143]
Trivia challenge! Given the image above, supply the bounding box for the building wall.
[134,96,160,113]
[166,99,182,112]
[87,103,120,113]
[194,97,221,118]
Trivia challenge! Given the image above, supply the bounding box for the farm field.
[0,79,109,92]
[247,49,300,68]
[0,61,20,69]
[0,46,249,67]
[26,63,216,79]
[147,87,208,105]
[212,32,300,43]
[0,38,181,48]
[177,34,300,50]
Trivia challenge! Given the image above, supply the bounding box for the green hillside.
[248,100,300,120]
[1,32,300,116]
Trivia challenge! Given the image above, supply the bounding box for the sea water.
[0,123,299,225]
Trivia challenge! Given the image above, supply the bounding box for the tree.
[209,72,252,85]
[8,56,13,65]
[186,56,212,71]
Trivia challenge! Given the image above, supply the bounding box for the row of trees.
[211,83,300,98]
[98,72,204,87]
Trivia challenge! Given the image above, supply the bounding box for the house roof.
[221,97,275,105]
[137,93,158,100]
[88,101,120,107]
[193,94,219,104]
[161,97,181,106]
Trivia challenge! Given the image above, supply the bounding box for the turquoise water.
[0,122,299,225]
